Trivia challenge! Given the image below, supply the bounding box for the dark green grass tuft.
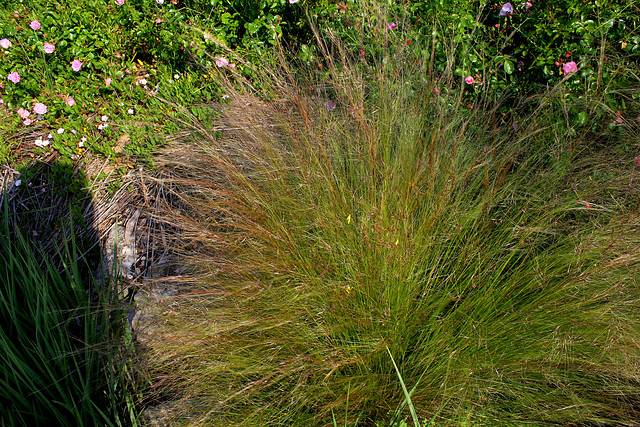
[0,200,140,426]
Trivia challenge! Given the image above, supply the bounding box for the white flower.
[139,78,148,85]
[98,123,109,130]
[127,108,134,114]
[57,128,65,134]
[47,133,53,139]
[14,179,21,187]
[101,115,109,122]
[34,138,50,147]
[174,74,180,79]
[156,0,164,4]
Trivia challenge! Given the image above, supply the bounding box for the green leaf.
[576,111,589,126]
[504,60,514,75]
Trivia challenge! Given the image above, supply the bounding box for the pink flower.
[23,119,32,126]
[216,56,229,67]
[7,72,20,84]
[65,97,75,106]
[115,0,125,4]
[634,157,640,166]
[43,42,55,53]
[465,76,474,84]
[105,77,112,86]
[563,61,577,74]
[71,60,83,71]
[522,2,532,9]
[499,2,513,16]
[289,0,299,3]
[155,18,163,23]
[17,108,30,119]
[30,20,41,30]
[386,22,398,30]
[33,103,47,115]
[0,38,11,49]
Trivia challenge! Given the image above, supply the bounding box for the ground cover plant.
[138,2,640,425]
[0,0,313,168]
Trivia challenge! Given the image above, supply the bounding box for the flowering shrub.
[307,0,639,130]
[0,0,317,164]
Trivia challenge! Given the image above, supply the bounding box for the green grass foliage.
[0,202,139,426]
[141,16,640,425]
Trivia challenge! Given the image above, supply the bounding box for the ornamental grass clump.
[143,18,640,426]
[0,199,140,426]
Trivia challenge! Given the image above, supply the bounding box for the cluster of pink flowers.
[563,61,577,74]
[15,103,47,125]
[216,56,236,68]
[34,102,47,115]
[7,72,20,84]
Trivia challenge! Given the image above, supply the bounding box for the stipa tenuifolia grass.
[141,15,640,426]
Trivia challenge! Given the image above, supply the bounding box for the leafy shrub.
[307,0,640,120]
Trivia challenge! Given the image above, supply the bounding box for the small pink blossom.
[563,61,577,74]
[17,108,30,119]
[155,18,163,23]
[30,20,41,30]
[499,2,513,16]
[386,22,398,30]
[0,38,11,49]
[71,59,83,72]
[522,2,532,9]
[289,0,299,3]
[8,72,20,84]
[65,97,75,106]
[465,76,474,85]
[23,119,32,126]
[634,157,640,166]
[216,56,229,67]
[43,42,55,53]
[33,103,47,115]
[105,77,112,86]
[115,0,125,4]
